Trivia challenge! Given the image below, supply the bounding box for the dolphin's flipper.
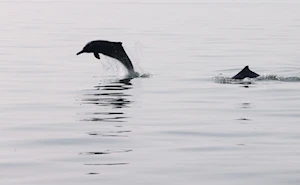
[94,52,100,59]
[232,66,259,80]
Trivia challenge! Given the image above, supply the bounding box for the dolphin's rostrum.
[232,66,259,80]
[77,40,135,74]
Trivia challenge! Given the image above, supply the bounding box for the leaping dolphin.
[77,40,135,74]
[232,66,259,79]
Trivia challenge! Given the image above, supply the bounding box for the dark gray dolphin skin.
[232,66,259,79]
[77,40,135,73]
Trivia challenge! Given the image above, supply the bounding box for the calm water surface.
[1,1,300,185]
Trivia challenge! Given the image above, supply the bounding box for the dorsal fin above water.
[232,66,260,80]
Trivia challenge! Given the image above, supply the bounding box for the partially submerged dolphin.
[77,40,135,74]
[232,66,259,79]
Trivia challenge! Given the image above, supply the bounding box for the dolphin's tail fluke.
[232,66,259,80]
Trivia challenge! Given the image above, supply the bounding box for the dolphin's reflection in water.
[80,78,133,171]
[82,78,132,123]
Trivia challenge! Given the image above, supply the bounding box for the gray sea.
[1,1,300,185]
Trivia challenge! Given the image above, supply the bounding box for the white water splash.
[214,74,300,84]
[125,71,152,79]
[213,76,256,84]
[257,75,300,82]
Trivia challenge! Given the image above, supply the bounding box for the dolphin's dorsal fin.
[232,66,259,79]
[94,52,100,59]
